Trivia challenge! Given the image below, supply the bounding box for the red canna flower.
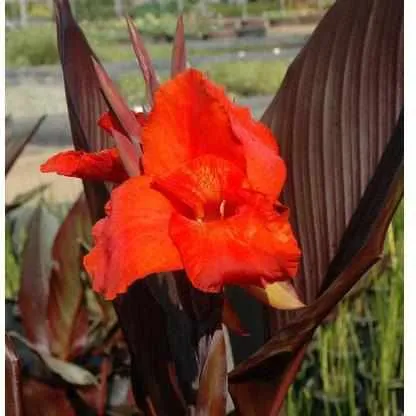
[41,68,300,300]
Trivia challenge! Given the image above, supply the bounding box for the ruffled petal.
[84,176,183,299]
[40,148,128,183]
[141,69,245,177]
[154,155,246,220]
[190,74,287,199]
[169,201,301,293]
[140,68,286,200]
[229,107,286,200]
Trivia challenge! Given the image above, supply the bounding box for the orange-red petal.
[169,203,301,293]
[141,69,245,177]
[84,176,183,299]
[141,68,286,201]
[40,148,128,183]
[98,111,147,135]
[154,155,246,220]
[186,73,287,199]
[229,108,286,200]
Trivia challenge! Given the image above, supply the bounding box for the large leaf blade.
[47,195,92,360]
[113,279,189,415]
[263,0,403,311]
[171,16,187,77]
[54,0,110,222]
[126,16,159,105]
[18,203,60,353]
[229,0,403,410]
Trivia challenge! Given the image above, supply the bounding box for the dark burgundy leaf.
[126,16,159,105]
[5,115,46,176]
[22,379,76,416]
[196,330,227,415]
[5,335,23,416]
[47,195,92,360]
[228,380,278,416]
[171,16,187,77]
[229,0,403,411]
[92,59,142,156]
[222,296,249,337]
[108,126,141,177]
[53,2,228,412]
[113,272,225,414]
[54,0,109,153]
[19,203,60,353]
[77,356,111,415]
[54,0,110,221]
[113,278,188,415]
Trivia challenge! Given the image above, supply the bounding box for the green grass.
[6,19,286,68]
[208,1,332,17]
[208,1,285,18]
[203,60,288,96]
[6,24,59,68]
[116,72,149,106]
[116,60,288,107]
[5,226,20,300]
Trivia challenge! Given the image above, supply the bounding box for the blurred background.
[5,0,403,414]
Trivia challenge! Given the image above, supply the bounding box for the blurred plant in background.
[6,24,58,67]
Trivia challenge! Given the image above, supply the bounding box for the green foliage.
[117,60,288,106]
[29,3,53,19]
[203,60,288,96]
[133,12,217,40]
[209,1,280,17]
[75,0,116,21]
[134,12,177,39]
[116,72,149,107]
[5,17,216,68]
[5,226,20,300]
[131,0,191,18]
[6,25,59,67]
[5,19,284,68]
[5,2,20,19]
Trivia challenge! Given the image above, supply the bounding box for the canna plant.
[6,0,403,414]
[41,67,302,299]
[40,3,305,414]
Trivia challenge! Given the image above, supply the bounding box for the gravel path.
[6,146,83,205]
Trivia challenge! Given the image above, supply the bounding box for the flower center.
[197,199,237,222]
